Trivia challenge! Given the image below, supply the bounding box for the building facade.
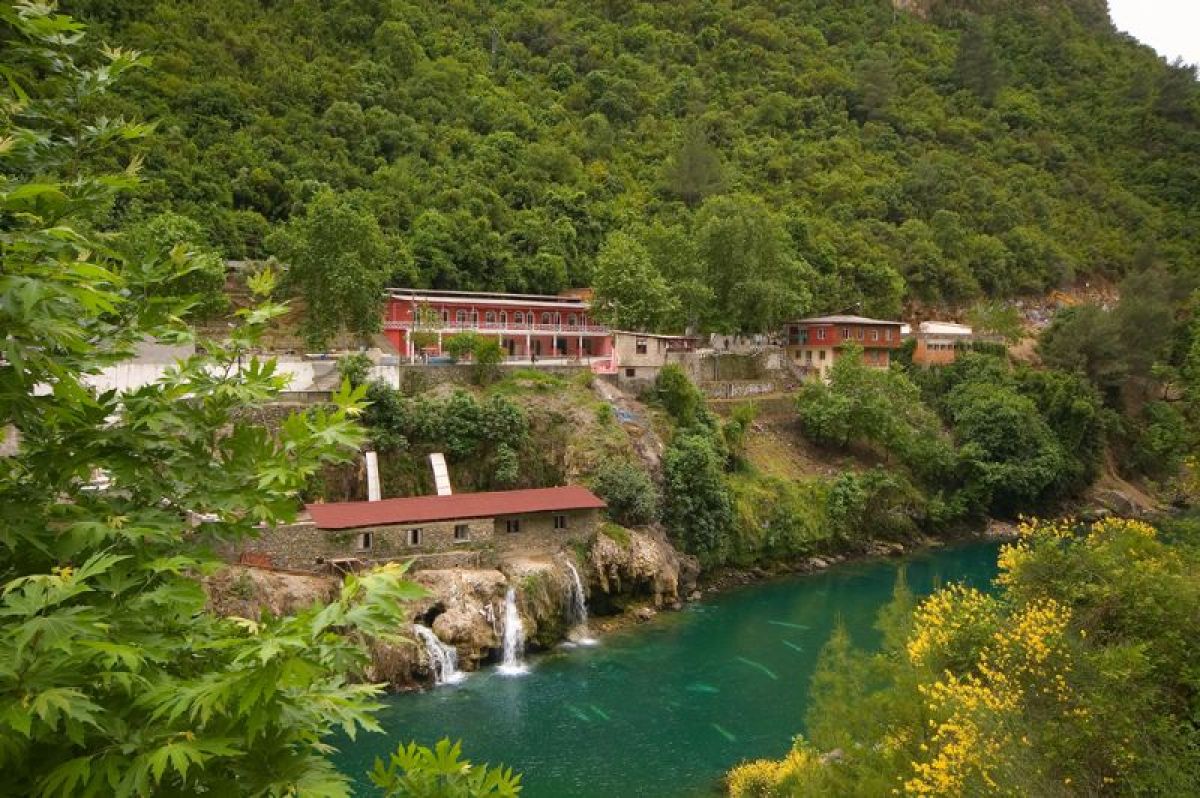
[912,321,974,366]
[235,486,606,572]
[611,331,700,390]
[783,315,903,380]
[383,288,613,364]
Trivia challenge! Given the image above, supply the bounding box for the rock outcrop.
[205,565,337,617]
[590,527,698,608]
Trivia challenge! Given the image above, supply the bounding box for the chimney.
[429,452,453,496]
[365,451,381,502]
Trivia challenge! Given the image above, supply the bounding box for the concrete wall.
[235,509,598,571]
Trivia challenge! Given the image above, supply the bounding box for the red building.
[384,288,613,363]
[783,315,903,379]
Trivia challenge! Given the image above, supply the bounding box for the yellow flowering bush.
[728,739,826,797]
[727,516,1200,797]
[905,599,1073,796]
[906,584,1000,670]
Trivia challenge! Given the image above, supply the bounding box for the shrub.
[654,364,703,426]
[336,352,372,387]
[662,432,734,565]
[592,460,659,527]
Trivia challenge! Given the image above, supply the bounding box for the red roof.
[305,486,606,530]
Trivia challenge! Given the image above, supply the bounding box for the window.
[454,524,470,542]
[856,328,863,340]
[625,367,636,377]
[505,519,521,534]
[885,329,892,341]
[441,310,450,323]
[355,532,373,551]
[485,311,496,324]
[456,310,467,324]
[805,350,813,362]
[408,528,423,546]
[816,328,826,341]
[799,329,808,344]
[471,310,480,324]
[635,337,648,355]
[819,350,826,361]
[541,312,551,325]
[499,311,507,326]
[568,314,577,327]
[514,311,524,325]
[871,329,879,341]
[554,514,568,530]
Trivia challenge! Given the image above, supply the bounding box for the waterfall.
[497,587,529,676]
[564,561,598,645]
[413,624,466,686]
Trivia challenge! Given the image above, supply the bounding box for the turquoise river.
[336,541,1001,796]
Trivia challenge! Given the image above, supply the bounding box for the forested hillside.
[76,0,1198,330]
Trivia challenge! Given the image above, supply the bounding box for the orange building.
[912,321,974,365]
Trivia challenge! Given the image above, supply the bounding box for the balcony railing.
[383,320,610,335]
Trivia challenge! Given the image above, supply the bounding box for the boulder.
[634,606,657,622]
[432,608,496,661]
[1093,488,1140,517]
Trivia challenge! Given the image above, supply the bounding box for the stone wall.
[699,380,779,399]
[491,508,599,556]
[234,508,599,571]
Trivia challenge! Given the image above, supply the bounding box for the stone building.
[611,330,701,391]
[236,486,606,572]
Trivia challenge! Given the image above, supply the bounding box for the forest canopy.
[74,0,1198,330]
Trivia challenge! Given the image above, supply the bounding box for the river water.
[335,541,1000,797]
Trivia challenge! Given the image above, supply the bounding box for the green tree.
[663,125,725,206]
[1038,305,1127,400]
[966,300,1023,343]
[470,335,505,385]
[590,231,677,331]
[654,364,704,428]
[0,9,419,795]
[954,17,1000,105]
[947,381,1067,514]
[694,195,812,333]
[662,433,733,566]
[268,191,396,349]
[592,460,659,527]
[444,332,482,362]
[121,211,229,319]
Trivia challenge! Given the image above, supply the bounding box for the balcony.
[383,320,610,335]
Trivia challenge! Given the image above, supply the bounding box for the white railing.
[383,320,609,335]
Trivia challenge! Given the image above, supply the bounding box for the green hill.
[79,0,1198,322]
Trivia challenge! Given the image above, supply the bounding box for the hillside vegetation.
[77,0,1198,331]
